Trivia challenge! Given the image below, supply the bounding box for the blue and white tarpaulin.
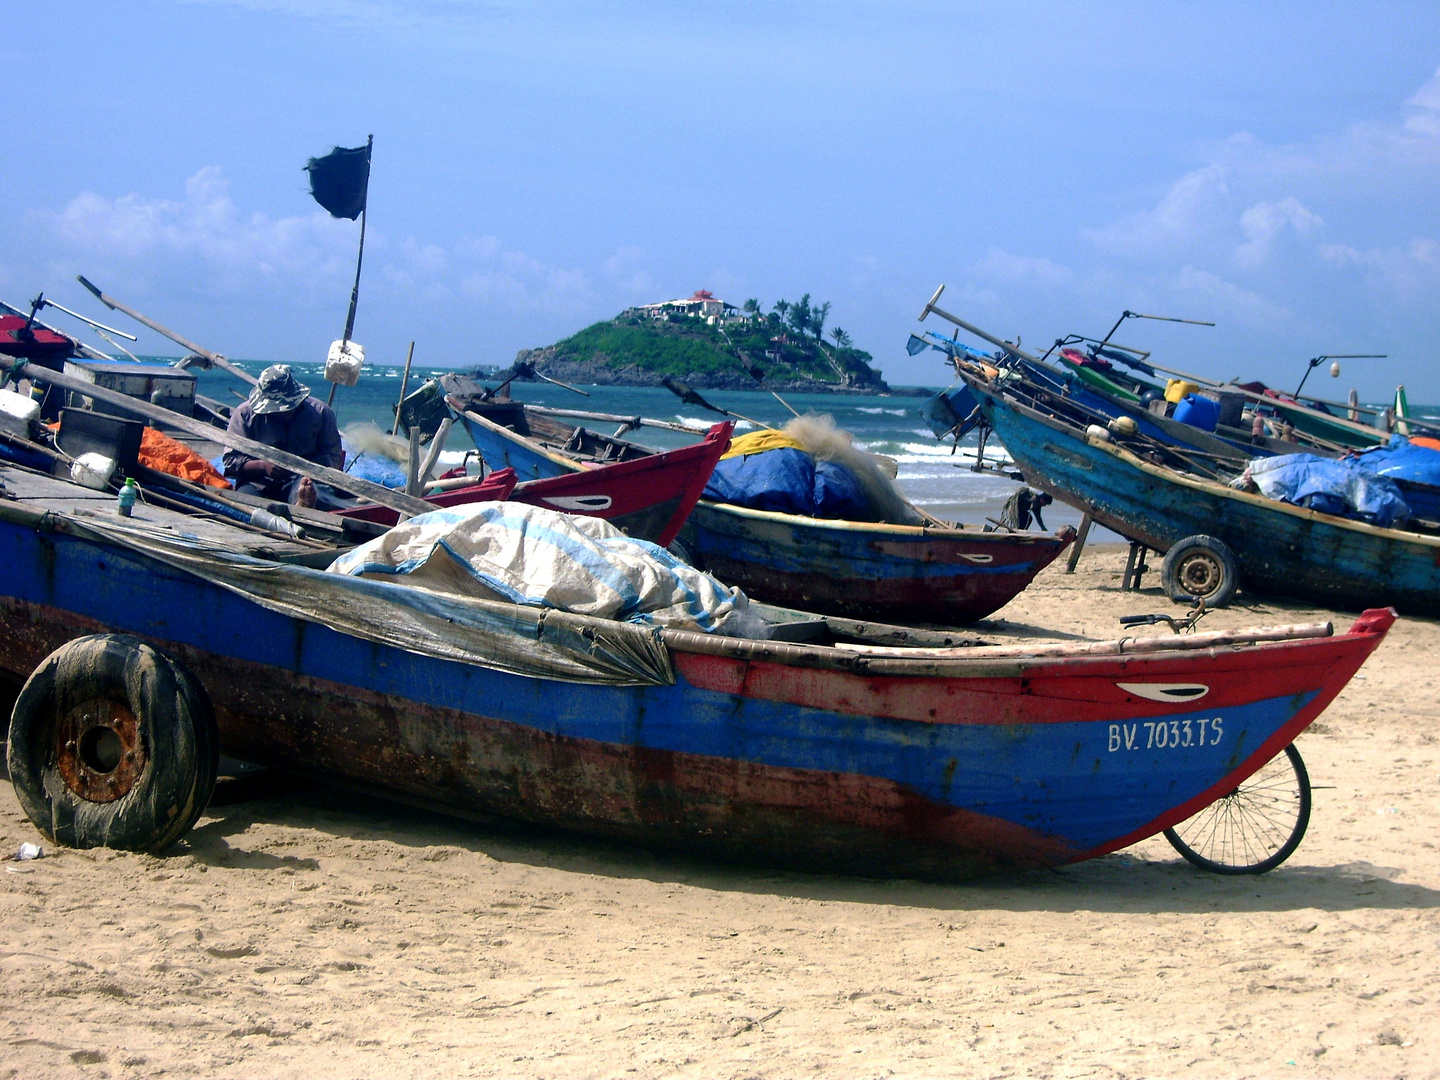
[329,502,764,637]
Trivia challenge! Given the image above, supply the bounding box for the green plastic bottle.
[116,478,139,517]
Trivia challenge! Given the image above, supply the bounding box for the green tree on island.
[812,301,830,341]
[532,292,888,391]
[788,294,812,338]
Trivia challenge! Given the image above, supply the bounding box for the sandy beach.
[2,543,1437,1079]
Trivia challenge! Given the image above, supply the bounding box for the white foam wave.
[678,414,754,431]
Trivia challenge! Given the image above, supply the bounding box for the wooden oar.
[76,275,259,387]
[659,376,772,429]
[0,355,433,517]
[520,404,711,436]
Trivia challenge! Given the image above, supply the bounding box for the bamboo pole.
[75,276,259,386]
[391,341,416,436]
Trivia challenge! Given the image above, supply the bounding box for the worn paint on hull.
[973,382,1440,616]
[679,502,1072,623]
[0,516,1389,877]
[462,407,1074,624]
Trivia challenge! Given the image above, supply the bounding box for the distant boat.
[451,394,1075,624]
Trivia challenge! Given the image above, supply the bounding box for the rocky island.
[509,291,906,394]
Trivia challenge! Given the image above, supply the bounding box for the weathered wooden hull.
[461,404,1073,624]
[971,378,1440,615]
[0,507,1391,877]
[679,501,1072,623]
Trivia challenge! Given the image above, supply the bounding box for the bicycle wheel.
[1163,744,1311,874]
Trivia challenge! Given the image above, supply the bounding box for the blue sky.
[4,1,1440,396]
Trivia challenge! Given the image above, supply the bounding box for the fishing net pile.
[702,414,924,525]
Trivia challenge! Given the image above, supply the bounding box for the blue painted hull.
[0,505,1388,876]
[970,379,1440,615]
[461,410,1073,622]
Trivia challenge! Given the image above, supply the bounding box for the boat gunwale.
[0,493,1372,683]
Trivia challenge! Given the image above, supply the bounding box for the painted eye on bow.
[1115,682,1210,702]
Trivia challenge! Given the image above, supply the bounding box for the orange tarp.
[138,427,231,489]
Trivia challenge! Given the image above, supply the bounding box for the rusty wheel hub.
[1176,552,1222,596]
[55,697,146,803]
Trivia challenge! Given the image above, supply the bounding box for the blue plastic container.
[1174,393,1220,432]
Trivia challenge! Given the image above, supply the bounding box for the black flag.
[305,142,371,220]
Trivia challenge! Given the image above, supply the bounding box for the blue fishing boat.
[0,464,1393,876]
[951,366,1440,616]
[453,397,1075,624]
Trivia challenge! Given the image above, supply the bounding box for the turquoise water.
[193,359,1440,536]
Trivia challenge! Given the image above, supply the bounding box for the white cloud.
[1235,197,1321,270]
[44,167,596,314]
[1407,65,1440,112]
[47,167,356,293]
[1081,165,1229,256]
[971,247,1074,287]
[1172,266,1290,329]
[601,246,654,296]
[1321,238,1440,302]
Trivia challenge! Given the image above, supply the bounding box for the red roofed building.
[633,290,740,324]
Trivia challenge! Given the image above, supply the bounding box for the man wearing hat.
[223,364,344,508]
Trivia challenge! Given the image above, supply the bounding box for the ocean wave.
[678,415,754,431]
[856,406,910,416]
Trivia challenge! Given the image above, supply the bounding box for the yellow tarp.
[719,429,805,461]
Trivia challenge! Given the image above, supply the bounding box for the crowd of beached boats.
[0,278,1420,881]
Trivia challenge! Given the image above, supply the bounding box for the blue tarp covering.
[703,447,875,520]
[1351,435,1440,486]
[1245,453,1411,527]
[1350,435,1440,520]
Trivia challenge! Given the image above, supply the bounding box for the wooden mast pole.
[329,133,372,408]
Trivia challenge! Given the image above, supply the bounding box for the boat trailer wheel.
[1161,534,1239,608]
[6,634,218,852]
[1164,744,1311,874]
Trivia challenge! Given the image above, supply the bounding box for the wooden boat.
[953,364,1440,615]
[332,421,731,547]
[453,398,1075,624]
[0,463,1393,877]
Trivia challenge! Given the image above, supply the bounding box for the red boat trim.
[1072,607,1395,861]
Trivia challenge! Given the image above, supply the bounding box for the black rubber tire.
[1160,534,1240,607]
[6,634,218,852]
[1163,744,1311,874]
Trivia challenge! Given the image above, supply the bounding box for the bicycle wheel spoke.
[1164,744,1312,874]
